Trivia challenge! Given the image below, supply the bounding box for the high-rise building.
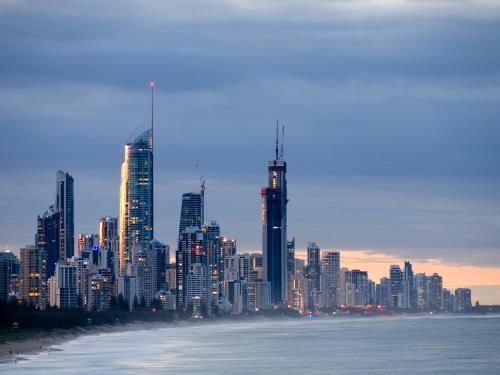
[0,250,19,301]
[176,226,209,311]
[88,273,112,311]
[148,239,169,293]
[442,288,455,312]
[402,261,415,310]
[36,206,60,278]
[99,217,118,250]
[19,245,43,308]
[345,269,368,307]
[215,236,236,289]
[320,251,340,308]
[306,242,320,289]
[56,171,74,260]
[178,192,204,236]
[428,273,443,310]
[454,288,472,312]
[77,233,99,265]
[389,265,403,308]
[415,273,428,310]
[48,262,77,309]
[376,276,391,307]
[367,279,376,305]
[261,125,288,304]
[287,238,295,277]
[119,125,154,271]
[202,221,220,307]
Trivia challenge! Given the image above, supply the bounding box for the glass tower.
[56,171,74,260]
[178,192,204,236]
[119,125,154,271]
[262,125,288,304]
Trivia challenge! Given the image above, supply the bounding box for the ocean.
[2,314,500,374]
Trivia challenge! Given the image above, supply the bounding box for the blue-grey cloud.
[0,0,499,270]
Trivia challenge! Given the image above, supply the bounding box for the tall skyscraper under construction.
[261,123,288,304]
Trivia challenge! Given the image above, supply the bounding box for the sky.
[0,0,499,303]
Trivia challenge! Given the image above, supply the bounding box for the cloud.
[0,0,499,300]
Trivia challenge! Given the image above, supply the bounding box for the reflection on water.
[2,315,500,374]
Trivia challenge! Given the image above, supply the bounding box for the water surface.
[3,314,500,374]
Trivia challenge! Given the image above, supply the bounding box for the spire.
[280,124,285,159]
[275,120,279,160]
[149,81,155,149]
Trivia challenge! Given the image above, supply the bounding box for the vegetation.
[0,298,176,339]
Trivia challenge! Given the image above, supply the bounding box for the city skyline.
[1,0,499,304]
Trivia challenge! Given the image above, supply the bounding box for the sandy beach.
[0,321,172,363]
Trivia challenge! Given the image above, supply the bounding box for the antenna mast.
[275,120,279,160]
[149,81,155,149]
[280,125,284,159]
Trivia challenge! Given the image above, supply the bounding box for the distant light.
[149,81,155,87]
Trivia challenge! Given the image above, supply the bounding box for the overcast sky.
[1,1,499,288]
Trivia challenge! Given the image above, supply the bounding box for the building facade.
[119,126,154,271]
[261,128,288,304]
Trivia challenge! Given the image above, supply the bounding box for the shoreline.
[2,311,498,363]
[0,320,173,363]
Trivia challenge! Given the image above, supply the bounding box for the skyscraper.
[402,260,415,309]
[99,217,118,250]
[176,226,209,312]
[454,288,472,312]
[0,250,19,301]
[389,265,403,308]
[320,251,340,308]
[19,245,43,308]
[119,124,154,270]
[98,217,119,281]
[307,242,321,290]
[178,191,204,236]
[262,124,288,304]
[36,206,60,278]
[56,171,74,260]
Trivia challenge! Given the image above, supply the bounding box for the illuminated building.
[156,289,176,310]
[77,233,99,265]
[98,217,119,279]
[402,261,415,309]
[119,125,154,271]
[215,236,236,295]
[176,226,209,312]
[69,257,92,308]
[56,171,75,260]
[0,250,19,301]
[36,206,60,278]
[415,273,428,310]
[202,221,220,308]
[186,262,211,317]
[286,239,295,304]
[99,217,118,250]
[389,265,403,308]
[48,262,77,309]
[19,245,43,308]
[320,251,340,308]
[178,192,204,236]
[88,273,112,311]
[262,124,288,304]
